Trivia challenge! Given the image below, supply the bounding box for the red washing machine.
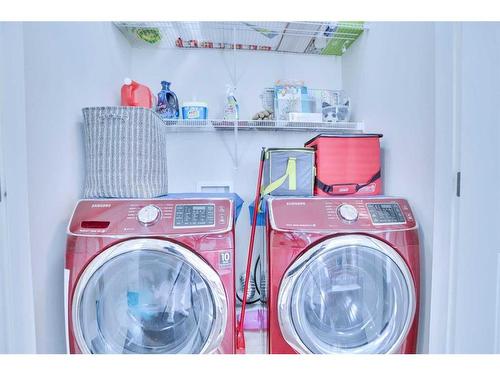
[65,198,236,354]
[266,197,420,354]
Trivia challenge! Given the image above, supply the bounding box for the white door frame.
[443,22,463,354]
[0,73,9,354]
[0,22,37,353]
[428,22,465,354]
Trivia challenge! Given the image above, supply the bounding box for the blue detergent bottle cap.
[161,81,170,89]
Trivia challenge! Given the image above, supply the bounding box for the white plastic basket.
[82,106,168,198]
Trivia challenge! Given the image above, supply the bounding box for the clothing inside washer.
[78,249,216,354]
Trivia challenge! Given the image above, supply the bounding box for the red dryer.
[266,197,420,354]
[65,198,236,354]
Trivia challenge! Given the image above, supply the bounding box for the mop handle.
[236,148,266,354]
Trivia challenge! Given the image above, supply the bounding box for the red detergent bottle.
[120,78,154,108]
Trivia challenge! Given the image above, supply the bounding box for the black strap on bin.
[316,170,381,195]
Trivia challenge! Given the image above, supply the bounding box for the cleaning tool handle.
[236,147,266,354]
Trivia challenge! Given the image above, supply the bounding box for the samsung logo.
[91,203,111,208]
[286,202,306,206]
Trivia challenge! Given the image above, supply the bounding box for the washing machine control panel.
[174,204,215,227]
[69,199,233,235]
[268,197,416,232]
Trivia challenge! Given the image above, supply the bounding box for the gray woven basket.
[82,106,168,198]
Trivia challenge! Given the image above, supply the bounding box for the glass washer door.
[72,238,227,354]
[278,234,416,354]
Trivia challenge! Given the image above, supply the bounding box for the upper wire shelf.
[161,119,363,133]
[114,21,366,56]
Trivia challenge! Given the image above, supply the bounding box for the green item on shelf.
[243,22,279,39]
[136,28,162,44]
[321,22,364,56]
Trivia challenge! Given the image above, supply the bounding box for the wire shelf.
[161,119,363,132]
[114,21,366,56]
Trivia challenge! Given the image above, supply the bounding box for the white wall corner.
[0,21,37,354]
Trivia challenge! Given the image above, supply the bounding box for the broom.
[236,147,266,354]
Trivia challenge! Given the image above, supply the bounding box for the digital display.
[174,204,215,227]
[367,203,406,224]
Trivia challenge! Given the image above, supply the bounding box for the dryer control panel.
[68,199,233,236]
[366,202,406,224]
[268,197,416,232]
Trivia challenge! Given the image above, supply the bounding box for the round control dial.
[137,205,161,226]
[338,204,359,223]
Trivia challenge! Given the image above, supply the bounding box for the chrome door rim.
[278,234,416,354]
[72,238,227,354]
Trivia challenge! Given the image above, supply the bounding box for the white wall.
[0,22,37,354]
[131,48,342,119]
[130,49,343,274]
[22,22,132,353]
[342,22,436,353]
